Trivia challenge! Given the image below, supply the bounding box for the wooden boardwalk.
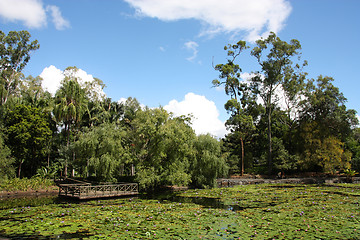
[58,183,138,200]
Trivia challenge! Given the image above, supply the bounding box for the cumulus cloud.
[164,92,227,138]
[0,0,69,30]
[40,65,106,100]
[46,5,70,30]
[0,0,46,28]
[124,0,292,41]
[184,41,199,62]
[40,65,63,95]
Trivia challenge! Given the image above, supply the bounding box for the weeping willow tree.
[73,123,130,182]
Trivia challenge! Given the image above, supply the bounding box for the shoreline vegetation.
[1,174,359,198]
[0,177,57,197]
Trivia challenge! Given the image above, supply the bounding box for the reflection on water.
[0,190,242,211]
[142,191,244,211]
[0,195,78,210]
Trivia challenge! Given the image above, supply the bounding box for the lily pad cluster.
[0,184,359,239]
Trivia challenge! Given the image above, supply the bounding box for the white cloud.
[74,69,106,101]
[184,41,199,61]
[164,92,227,138]
[40,65,106,100]
[40,65,63,95]
[0,0,69,30]
[124,0,292,41]
[118,98,128,104]
[0,0,46,28]
[46,5,70,30]
[72,68,95,85]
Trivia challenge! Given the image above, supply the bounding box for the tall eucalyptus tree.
[250,33,306,174]
[213,41,255,175]
[0,30,39,106]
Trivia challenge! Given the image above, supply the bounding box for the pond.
[0,184,359,239]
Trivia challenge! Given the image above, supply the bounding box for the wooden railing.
[58,183,138,199]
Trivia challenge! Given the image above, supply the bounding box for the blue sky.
[1,0,359,138]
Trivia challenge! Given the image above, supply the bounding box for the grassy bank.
[0,183,359,239]
[0,177,56,193]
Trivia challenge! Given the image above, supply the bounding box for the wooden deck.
[58,183,138,199]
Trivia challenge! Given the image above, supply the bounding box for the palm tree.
[54,78,87,177]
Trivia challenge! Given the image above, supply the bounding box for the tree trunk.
[18,161,23,178]
[1,71,17,106]
[131,164,135,176]
[267,105,273,175]
[72,150,75,177]
[240,137,244,176]
[65,123,69,177]
[266,87,273,176]
[47,152,50,168]
[86,159,89,178]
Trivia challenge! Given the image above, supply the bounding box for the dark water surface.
[0,190,236,211]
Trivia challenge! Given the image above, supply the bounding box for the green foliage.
[4,104,52,178]
[131,108,195,190]
[0,30,40,105]
[72,107,229,191]
[301,76,358,141]
[74,123,129,182]
[54,77,87,133]
[214,41,256,176]
[54,73,88,177]
[35,166,58,179]
[344,168,357,177]
[0,30,227,189]
[272,137,298,172]
[250,33,306,174]
[83,98,124,127]
[297,77,358,173]
[0,177,54,192]
[347,128,360,171]
[300,122,350,173]
[216,34,359,175]
[213,41,249,100]
[20,75,54,111]
[0,131,15,180]
[191,134,228,188]
[3,28,360,192]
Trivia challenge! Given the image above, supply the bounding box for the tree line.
[0,30,227,190]
[0,30,359,191]
[214,32,359,176]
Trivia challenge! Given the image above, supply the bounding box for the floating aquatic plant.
[0,184,359,239]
